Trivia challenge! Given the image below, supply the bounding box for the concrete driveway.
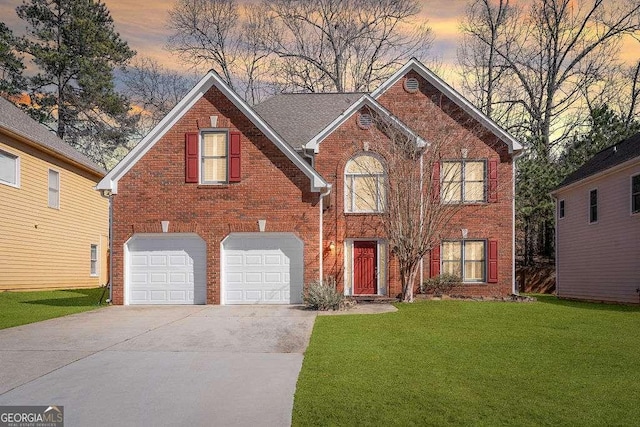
[0,305,317,426]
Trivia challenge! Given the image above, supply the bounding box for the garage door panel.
[131,255,148,267]
[223,234,303,305]
[127,235,206,305]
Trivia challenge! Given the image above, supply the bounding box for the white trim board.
[97,70,330,193]
[305,94,426,153]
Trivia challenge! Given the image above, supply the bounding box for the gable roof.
[97,71,330,193]
[304,94,427,153]
[253,93,363,150]
[0,97,105,176]
[370,58,523,155]
[555,132,640,191]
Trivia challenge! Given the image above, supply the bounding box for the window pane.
[633,194,640,214]
[442,261,461,277]
[442,241,461,261]
[202,158,227,182]
[48,170,59,208]
[353,176,378,211]
[346,155,383,174]
[442,162,462,181]
[464,182,484,201]
[465,161,485,181]
[90,245,97,260]
[464,261,484,281]
[464,241,485,261]
[377,176,386,210]
[633,176,640,194]
[0,151,17,184]
[202,133,227,156]
[442,181,462,202]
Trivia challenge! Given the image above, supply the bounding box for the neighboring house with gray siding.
[552,132,640,304]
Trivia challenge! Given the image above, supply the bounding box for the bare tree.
[261,0,432,92]
[458,0,518,123]
[167,0,432,98]
[121,57,197,137]
[460,0,640,155]
[459,0,640,264]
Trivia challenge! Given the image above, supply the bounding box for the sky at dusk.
[0,0,468,78]
[1,0,637,85]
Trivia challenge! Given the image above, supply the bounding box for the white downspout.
[100,190,114,303]
[319,186,332,283]
[512,151,524,295]
[419,153,424,288]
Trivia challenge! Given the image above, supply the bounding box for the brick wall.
[110,85,320,304]
[316,70,515,297]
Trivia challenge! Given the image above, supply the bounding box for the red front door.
[354,241,377,295]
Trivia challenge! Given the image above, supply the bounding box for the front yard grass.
[293,296,640,426]
[0,287,107,330]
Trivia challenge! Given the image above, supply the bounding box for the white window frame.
[344,154,386,213]
[558,199,565,219]
[631,174,640,215]
[199,130,229,185]
[0,149,20,188]
[90,244,99,277]
[441,159,487,204]
[589,188,598,224]
[48,169,60,209]
[441,240,487,283]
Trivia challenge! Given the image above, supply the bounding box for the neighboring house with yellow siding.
[0,97,109,290]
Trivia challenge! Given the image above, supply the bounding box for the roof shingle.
[557,132,640,189]
[0,97,105,176]
[253,93,364,149]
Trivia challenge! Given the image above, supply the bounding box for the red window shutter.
[488,159,498,202]
[185,132,199,183]
[432,162,440,203]
[430,245,440,278]
[228,131,241,182]
[488,240,498,283]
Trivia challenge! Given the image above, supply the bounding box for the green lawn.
[0,287,108,330]
[293,296,640,426]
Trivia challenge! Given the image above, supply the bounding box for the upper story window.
[589,189,598,223]
[201,131,228,184]
[442,240,486,283]
[48,169,60,209]
[558,199,565,219]
[185,130,241,184]
[442,160,486,203]
[632,175,640,215]
[0,149,19,187]
[345,154,386,213]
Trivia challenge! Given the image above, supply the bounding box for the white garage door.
[222,234,303,305]
[127,234,206,305]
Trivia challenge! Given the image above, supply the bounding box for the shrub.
[420,273,462,296]
[303,277,345,311]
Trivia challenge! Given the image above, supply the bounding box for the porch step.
[352,295,399,304]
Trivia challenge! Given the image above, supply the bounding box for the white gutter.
[319,186,332,283]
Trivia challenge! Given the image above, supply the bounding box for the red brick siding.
[110,86,320,304]
[317,71,515,297]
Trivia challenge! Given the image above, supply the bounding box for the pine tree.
[0,22,26,96]
[16,0,136,167]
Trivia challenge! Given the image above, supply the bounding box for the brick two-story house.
[97,58,522,305]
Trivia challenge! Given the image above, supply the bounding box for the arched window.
[344,154,386,213]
